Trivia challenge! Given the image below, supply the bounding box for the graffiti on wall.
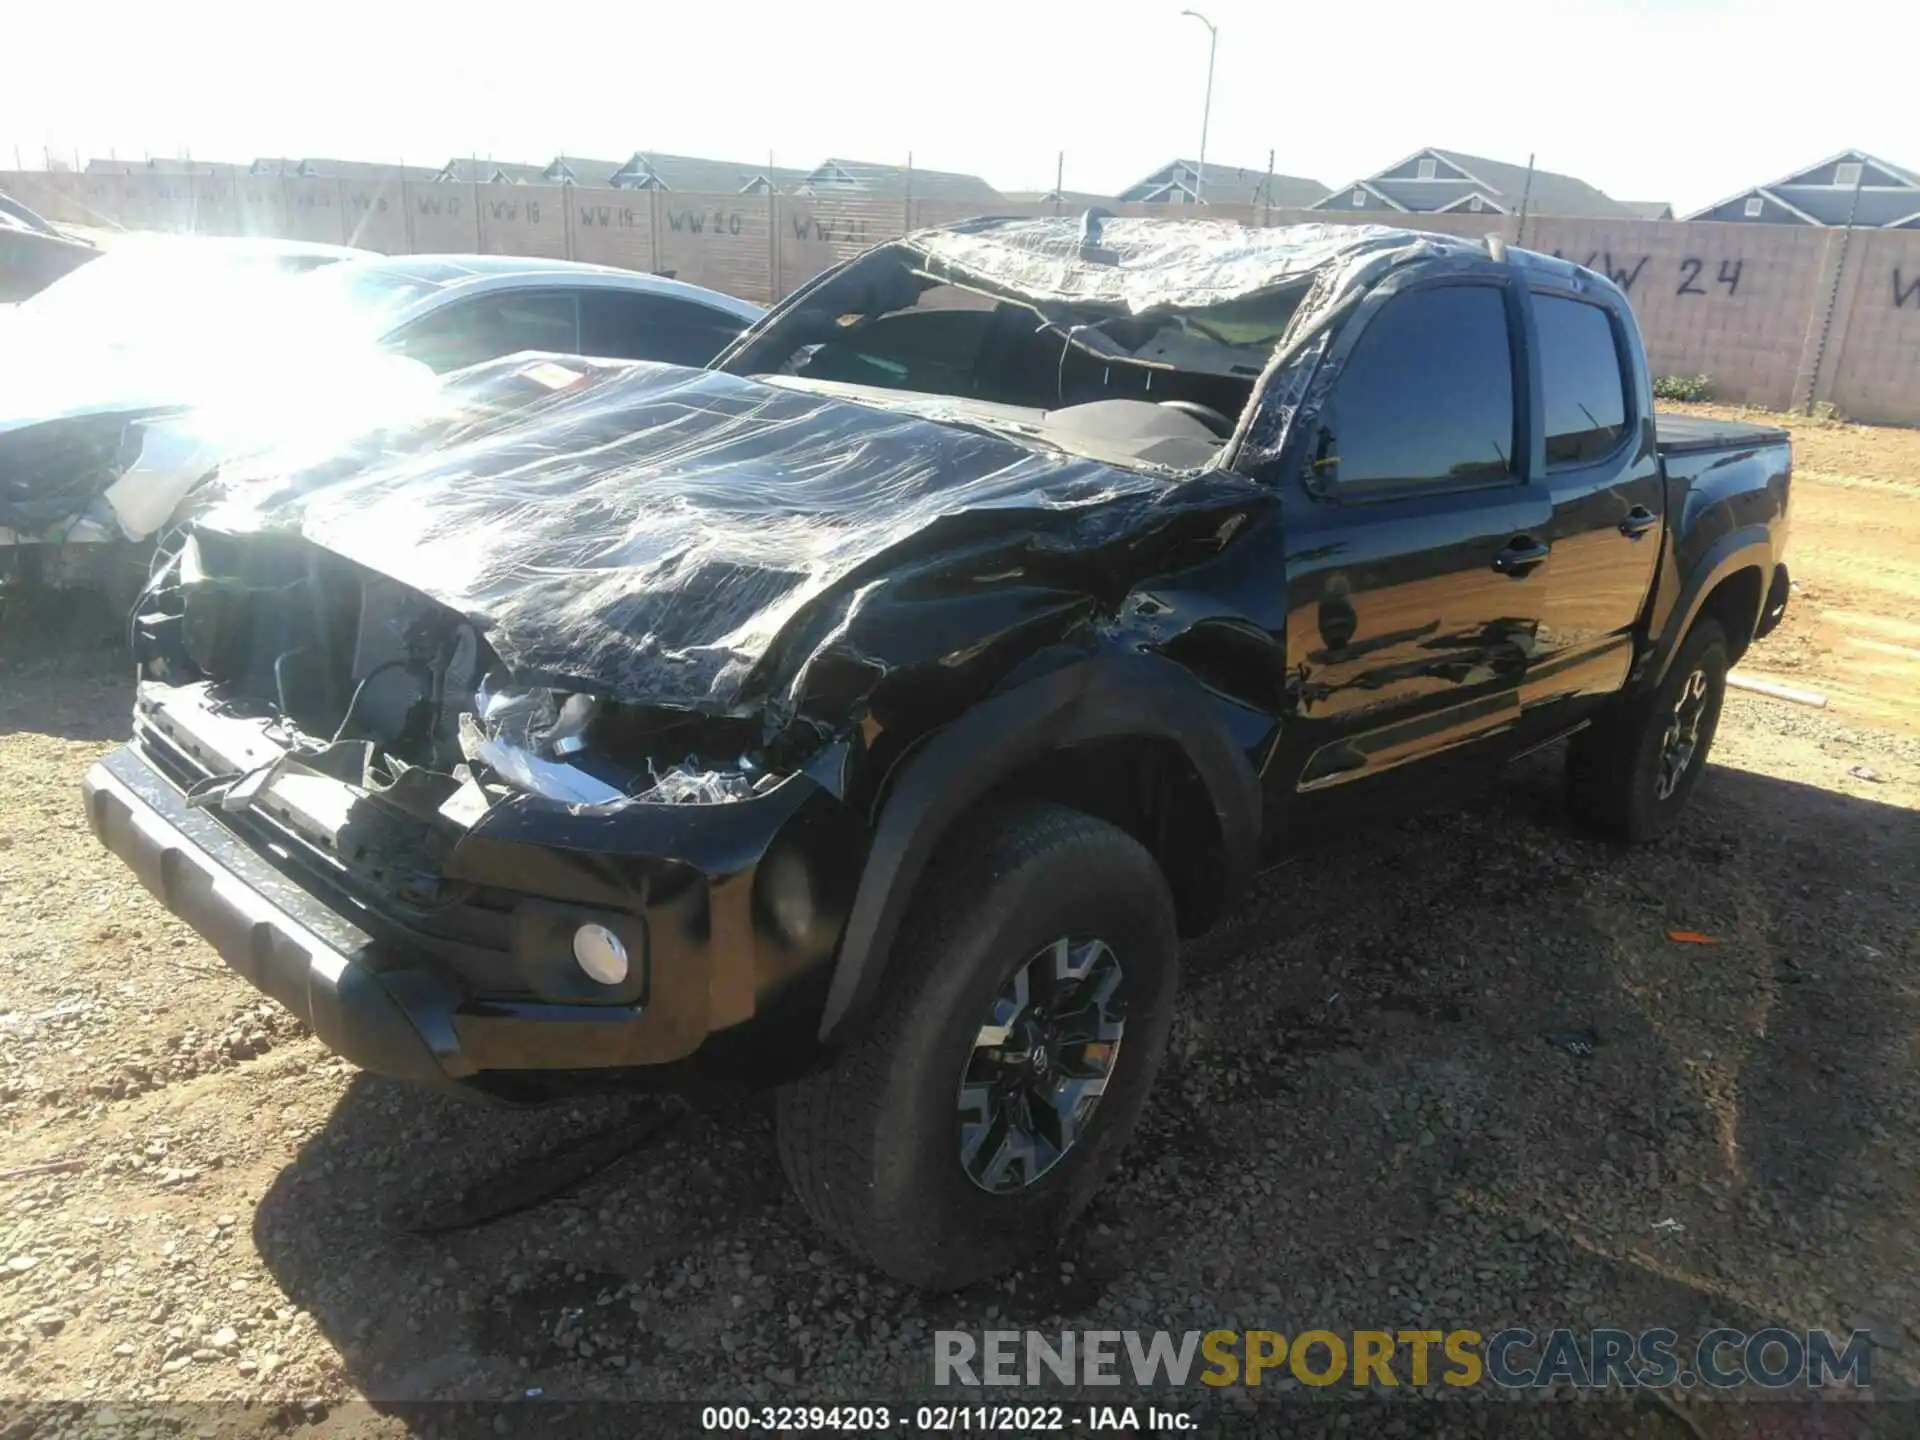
[1551,251,1747,298]
[790,211,872,245]
[666,208,748,235]
[579,204,642,229]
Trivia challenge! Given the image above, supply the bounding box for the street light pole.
[1180,9,1217,205]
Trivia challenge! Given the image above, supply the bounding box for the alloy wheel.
[956,937,1127,1194]
[1656,666,1711,801]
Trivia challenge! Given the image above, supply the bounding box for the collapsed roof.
[901,214,1486,314]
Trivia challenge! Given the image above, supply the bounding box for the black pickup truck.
[81,217,1790,1289]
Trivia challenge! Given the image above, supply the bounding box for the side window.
[389,291,579,372]
[1533,295,1629,466]
[1320,284,1516,492]
[577,290,746,367]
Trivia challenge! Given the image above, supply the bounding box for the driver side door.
[1263,275,1555,828]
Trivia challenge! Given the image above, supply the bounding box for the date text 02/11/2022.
[698,1405,1192,1431]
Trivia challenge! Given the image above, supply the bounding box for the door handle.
[1619,505,1658,539]
[1491,535,1551,577]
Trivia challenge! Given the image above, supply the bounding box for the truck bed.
[1655,413,1790,455]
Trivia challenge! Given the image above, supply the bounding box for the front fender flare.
[815,654,1263,1043]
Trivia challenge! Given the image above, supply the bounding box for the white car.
[0,242,765,601]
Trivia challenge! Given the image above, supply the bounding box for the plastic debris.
[1651,1218,1686,1236]
[1544,1026,1600,1059]
[1848,765,1887,784]
[457,713,623,807]
[1666,930,1722,945]
[636,764,756,806]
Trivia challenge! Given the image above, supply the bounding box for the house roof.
[1684,150,1920,224]
[542,155,630,186]
[608,152,814,194]
[1622,200,1674,220]
[265,158,440,183]
[800,159,1002,202]
[1004,189,1119,208]
[1431,149,1632,218]
[86,157,245,177]
[1118,159,1328,208]
[434,158,552,185]
[1770,148,1920,189]
[1314,148,1635,218]
[1759,185,1920,227]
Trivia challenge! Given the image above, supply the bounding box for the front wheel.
[1567,619,1729,843]
[776,800,1178,1290]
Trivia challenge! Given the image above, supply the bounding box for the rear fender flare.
[815,655,1263,1043]
[1641,526,1774,692]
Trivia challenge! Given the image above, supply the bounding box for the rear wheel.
[1567,619,1729,842]
[776,799,1178,1290]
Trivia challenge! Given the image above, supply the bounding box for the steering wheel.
[1157,400,1236,437]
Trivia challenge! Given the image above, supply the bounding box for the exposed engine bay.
[135,530,780,871]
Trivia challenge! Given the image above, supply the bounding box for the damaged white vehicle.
[0,244,763,605]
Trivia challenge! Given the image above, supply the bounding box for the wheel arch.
[1642,527,1774,689]
[815,655,1264,1044]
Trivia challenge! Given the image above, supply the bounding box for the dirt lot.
[1668,402,1920,733]
[2,416,1918,1434]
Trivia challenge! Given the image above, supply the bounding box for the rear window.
[1535,295,1628,466]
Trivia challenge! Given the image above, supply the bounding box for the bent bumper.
[82,746,470,1087]
[82,739,861,1090]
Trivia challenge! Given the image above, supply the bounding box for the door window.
[389,291,579,372]
[577,290,746,367]
[1320,284,1517,492]
[1533,295,1629,467]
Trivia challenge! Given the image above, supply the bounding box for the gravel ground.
[3,431,1918,1435]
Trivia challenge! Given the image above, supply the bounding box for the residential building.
[1116,159,1326,208]
[250,158,440,183]
[1685,151,1920,228]
[1005,189,1119,208]
[555,153,813,195]
[431,158,552,185]
[1312,148,1638,219]
[796,159,1001,203]
[84,157,244,177]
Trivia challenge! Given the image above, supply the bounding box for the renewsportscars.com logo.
[934,1328,1874,1391]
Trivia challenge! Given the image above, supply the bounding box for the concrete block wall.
[6,171,1920,424]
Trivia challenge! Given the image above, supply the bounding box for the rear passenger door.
[1517,285,1664,735]
[577,289,749,367]
[1268,274,1555,817]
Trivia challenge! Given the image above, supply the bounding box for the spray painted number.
[1552,252,1649,292]
[1678,258,1743,296]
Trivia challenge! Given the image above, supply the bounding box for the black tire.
[776,799,1178,1290]
[1567,619,1729,843]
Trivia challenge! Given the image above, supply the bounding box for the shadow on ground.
[0,583,132,740]
[247,749,1918,1417]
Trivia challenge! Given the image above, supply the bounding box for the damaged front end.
[114,526,866,1093]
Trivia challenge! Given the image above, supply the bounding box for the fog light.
[571,924,629,985]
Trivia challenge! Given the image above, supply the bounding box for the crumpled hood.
[199,355,1263,731]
